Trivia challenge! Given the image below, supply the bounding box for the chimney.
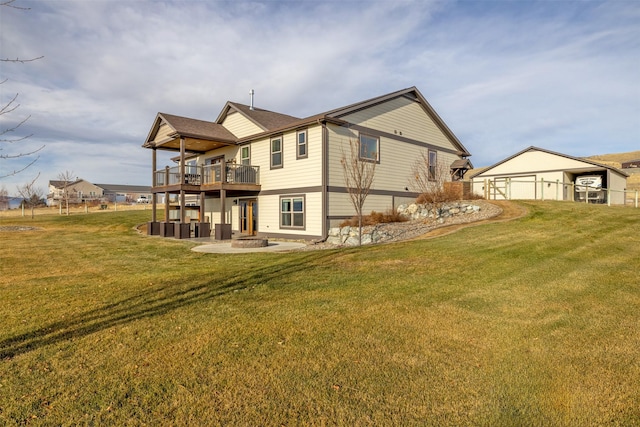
[249,89,255,110]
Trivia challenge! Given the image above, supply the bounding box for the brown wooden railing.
[154,164,260,187]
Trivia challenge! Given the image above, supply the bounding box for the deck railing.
[154,164,260,187]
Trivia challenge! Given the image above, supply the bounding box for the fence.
[473,178,638,208]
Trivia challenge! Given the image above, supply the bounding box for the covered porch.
[143,112,260,239]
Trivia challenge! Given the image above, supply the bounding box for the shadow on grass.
[0,251,341,359]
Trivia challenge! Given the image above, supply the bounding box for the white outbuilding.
[471,146,629,205]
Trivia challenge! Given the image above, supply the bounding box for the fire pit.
[231,237,269,248]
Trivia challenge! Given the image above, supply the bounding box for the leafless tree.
[340,138,377,246]
[0,0,45,178]
[409,151,456,213]
[0,185,9,210]
[16,173,43,218]
[57,170,76,216]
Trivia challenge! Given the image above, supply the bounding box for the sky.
[1,0,638,192]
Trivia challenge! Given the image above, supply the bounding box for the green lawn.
[1,201,639,426]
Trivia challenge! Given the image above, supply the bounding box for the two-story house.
[47,179,104,206]
[143,86,472,240]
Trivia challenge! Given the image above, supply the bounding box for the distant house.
[94,184,151,203]
[471,146,628,204]
[47,180,151,206]
[47,179,104,206]
[622,159,640,169]
[142,86,472,240]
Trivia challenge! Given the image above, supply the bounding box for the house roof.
[159,113,238,141]
[143,113,238,153]
[95,184,151,193]
[321,86,471,157]
[451,159,473,169]
[145,86,471,157]
[216,102,301,132]
[49,179,84,189]
[475,146,629,178]
[231,87,472,157]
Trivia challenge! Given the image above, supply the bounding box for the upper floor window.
[241,146,250,165]
[359,134,379,162]
[428,150,437,181]
[297,129,307,159]
[271,136,283,169]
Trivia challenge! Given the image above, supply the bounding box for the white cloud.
[1,0,638,191]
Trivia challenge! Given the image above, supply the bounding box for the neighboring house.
[471,146,629,204]
[143,86,472,240]
[95,183,151,203]
[622,159,640,169]
[47,179,104,206]
[48,180,151,206]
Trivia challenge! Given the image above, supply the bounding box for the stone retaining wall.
[326,202,482,246]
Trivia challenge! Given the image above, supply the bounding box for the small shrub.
[339,209,408,227]
[416,187,459,204]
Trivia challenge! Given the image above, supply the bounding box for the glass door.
[240,199,257,235]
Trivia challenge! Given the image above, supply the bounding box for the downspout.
[320,118,328,241]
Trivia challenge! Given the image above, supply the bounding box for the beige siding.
[197,124,324,238]
[153,122,173,143]
[327,193,394,217]
[257,192,323,237]
[203,198,235,229]
[608,172,627,204]
[197,146,239,165]
[484,150,597,176]
[252,125,323,192]
[342,96,454,150]
[221,111,263,138]
[327,123,458,191]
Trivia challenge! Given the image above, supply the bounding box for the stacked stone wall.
[326,202,482,246]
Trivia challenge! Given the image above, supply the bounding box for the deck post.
[220,189,226,225]
[164,191,169,222]
[200,191,205,221]
[179,138,186,224]
[151,148,157,223]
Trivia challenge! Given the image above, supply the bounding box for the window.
[428,150,437,181]
[271,136,282,168]
[359,134,379,162]
[241,146,250,165]
[296,129,307,159]
[280,196,304,228]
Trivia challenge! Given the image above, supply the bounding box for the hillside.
[585,151,640,191]
[584,150,640,168]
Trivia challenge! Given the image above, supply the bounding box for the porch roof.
[143,113,238,153]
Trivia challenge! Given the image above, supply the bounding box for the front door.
[240,199,257,235]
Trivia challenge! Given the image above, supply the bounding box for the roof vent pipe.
[249,89,255,110]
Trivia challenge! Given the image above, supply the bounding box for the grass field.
[1,201,639,425]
